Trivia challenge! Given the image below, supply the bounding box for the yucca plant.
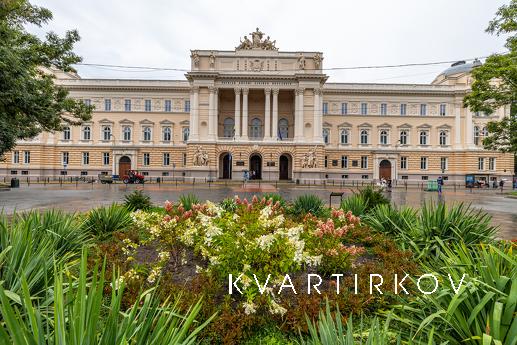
[83,203,133,239]
[340,194,368,217]
[363,204,417,239]
[355,186,390,213]
[291,194,326,218]
[124,190,152,211]
[178,194,200,211]
[219,198,237,212]
[0,249,216,344]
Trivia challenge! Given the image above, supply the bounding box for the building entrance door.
[222,153,232,179]
[379,159,392,180]
[249,154,262,180]
[279,154,290,180]
[119,156,131,177]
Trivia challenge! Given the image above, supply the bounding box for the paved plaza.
[0,182,515,239]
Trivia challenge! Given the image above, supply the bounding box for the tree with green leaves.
[463,0,517,158]
[0,0,91,158]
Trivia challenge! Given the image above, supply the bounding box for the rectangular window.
[13,151,19,164]
[322,102,328,115]
[81,171,88,176]
[82,152,89,165]
[324,155,328,168]
[103,152,110,166]
[10,170,18,175]
[163,153,170,166]
[361,175,369,179]
[421,176,429,180]
[439,104,446,116]
[104,99,111,111]
[83,99,91,106]
[182,153,187,166]
[440,157,448,171]
[400,156,407,170]
[400,103,407,115]
[341,102,348,115]
[144,99,152,112]
[124,99,132,112]
[360,156,368,169]
[380,103,387,115]
[143,153,150,166]
[62,152,69,165]
[361,102,368,115]
[420,157,428,170]
[478,157,484,170]
[164,100,172,112]
[21,170,29,175]
[162,172,169,176]
[184,100,190,112]
[488,157,496,171]
[341,155,348,169]
[23,151,30,164]
[420,104,427,116]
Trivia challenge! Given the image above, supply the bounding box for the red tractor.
[122,170,145,184]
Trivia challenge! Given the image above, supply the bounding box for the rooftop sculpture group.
[236,28,278,50]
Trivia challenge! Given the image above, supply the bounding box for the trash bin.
[10,178,19,188]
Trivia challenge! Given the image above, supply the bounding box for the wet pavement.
[0,182,515,239]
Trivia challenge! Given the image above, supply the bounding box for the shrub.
[83,203,133,239]
[124,189,152,211]
[219,198,237,212]
[291,194,326,217]
[339,194,368,217]
[178,193,200,211]
[355,186,390,212]
[364,203,417,239]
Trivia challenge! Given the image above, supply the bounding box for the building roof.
[440,59,482,77]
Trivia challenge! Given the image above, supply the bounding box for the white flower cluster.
[256,233,276,250]
[243,301,257,315]
[269,299,287,316]
[205,201,223,217]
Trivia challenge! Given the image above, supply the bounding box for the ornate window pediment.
[397,123,412,128]
[417,123,432,129]
[139,119,155,125]
[358,122,372,128]
[119,119,134,124]
[98,118,114,124]
[377,123,392,128]
[437,124,452,129]
[180,120,190,126]
[159,119,174,125]
[337,122,352,128]
[322,121,333,127]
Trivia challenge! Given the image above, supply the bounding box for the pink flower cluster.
[234,195,281,212]
[314,219,349,238]
[327,244,366,256]
[331,209,360,225]
[162,214,180,223]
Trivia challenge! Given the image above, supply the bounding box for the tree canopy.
[463,0,517,155]
[0,0,91,158]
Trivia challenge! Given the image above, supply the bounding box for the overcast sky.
[31,0,509,84]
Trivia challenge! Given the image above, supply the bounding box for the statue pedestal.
[185,166,215,181]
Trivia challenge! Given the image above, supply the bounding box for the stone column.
[294,88,304,141]
[466,108,473,148]
[190,86,199,141]
[208,86,215,140]
[241,88,249,140]
[313,88,322,143]
[272,89,279,140]
[264,88,271,140]
[454,103,461,148]
[234,88,241,139]
[214,87,219,139]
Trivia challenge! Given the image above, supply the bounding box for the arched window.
[142,127,152,141]
[162,127,172,142]
[278,118,289,139]
[250,118,262,138]
[360,129,369,144]
[322,128,330,144]
[419,131,428,145]
[439,130,447,146]
[102,126,112,141]
[123,126,132,141]
[82,126,91,140]
[474,126,480,145]
[223,117,235,138]
[482,126,488,137]
[340,129,349,144]
[380,130,388,145]
[182,127,190,142]
[399,130,408,145]
[62,126,71,140]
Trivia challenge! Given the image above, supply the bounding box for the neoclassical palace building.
[1,29,514,183]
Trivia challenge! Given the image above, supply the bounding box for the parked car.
[98,174,113,184]
[122,170,145,184]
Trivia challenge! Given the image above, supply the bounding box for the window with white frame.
[24,151,30,164]
[474,126,480,145]
[379,130,389,145]
[360,102,368,115]
[142,126,152,141]
[399,130,408,145]
[482,126,488,137]
[103,152,110,165]
[102,126,112,141]
[62,126,71,140]
[440,157,448,171]
[182,127,190,142]
[478,157,484,170]
[360,129,369,144]
[400,103,407,115]
[439,104,446,116]
[488,157,496,171]
[420,157,428,170]
[163,153,170,166]
[250,118,262,138]
[13,151,19,164]
[360,156,368,169]
[164,100,172,112]
[380,103,387,115]
[419,130,428,145]
[82,126,91,140]
[62,152,69,165]
[162,127,172,142]
[322,128,330,144]
[124,99,131,111]
[439,130,448,146]
[82,152,89,165]
[143,153,150,166]
[420,104,427,116]
[144,99,152,112]
[104,99,111,111]
[122,126,132,141]
[341,103,348,115]
[278,118,288,139]
[322,102,328,114]
[341,155,348,169]
[400,156,407,170]
[184,100,190,112]
[340,128,349,144]
[223,117,235,138]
